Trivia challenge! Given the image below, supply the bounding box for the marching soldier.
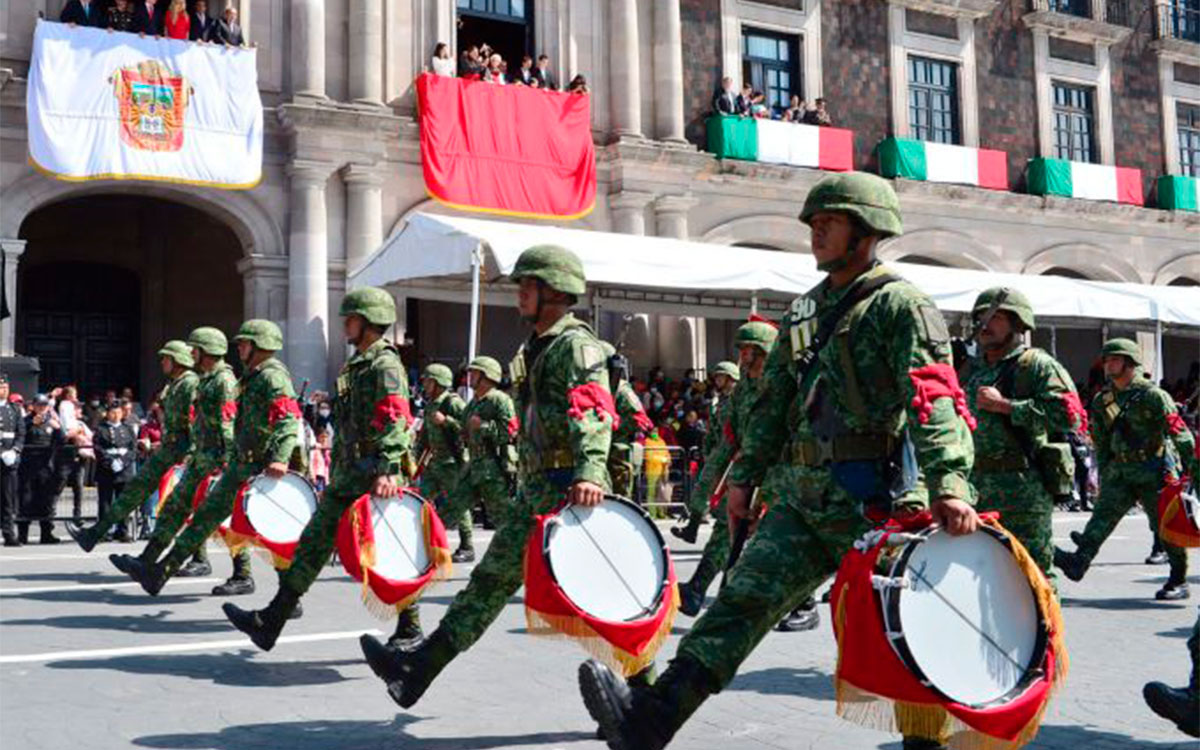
[1055,338,1197,601]
[123,320,306,597]
[600,341,652,499]
[359,244,614,709]
[577,172,979,750]
[416,364,469,560]
[224,288,418,651]
[962,288,1085,581]
[1143,612,1200,738]
[671,361,739,543]
[67,341,199,554]
[0,375,25,547]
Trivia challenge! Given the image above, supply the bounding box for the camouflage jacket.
[703,393,733,457]
[696,373,765,498]
[416,390,467,467]
[509,312,613,488]
[190,361,238,465]
[332,338,414,479]
[612,379,652,448]
[464,388,518,478]
[160,370,199,457]
[963,345,1086,460]
[235,356,304,470]
[729,264,975,505]
[1089,377,1198,476]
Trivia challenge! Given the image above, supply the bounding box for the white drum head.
[367,492,432,581]
[545,499,667,623]
[892,529,1040,706]
[243,473,318,544]
[1183,491,1200,526]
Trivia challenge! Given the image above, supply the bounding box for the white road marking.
[0,628,383,664]
[0,578,221,595]
[0,544,229,563]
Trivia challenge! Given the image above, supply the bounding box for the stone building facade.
[0,0,1196,396]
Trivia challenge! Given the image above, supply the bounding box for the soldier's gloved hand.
[264,461,288,479]
[726,484,764,534]
[373,474,400,498]
[975,386,1012,415]
[567,481,604,507]
[468,415,483,432]
[432,411,447,426]
[931,498,979,536]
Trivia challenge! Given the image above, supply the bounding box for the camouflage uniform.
[607,353,652,499]
[672,362,739,542]
[417,367,468,549]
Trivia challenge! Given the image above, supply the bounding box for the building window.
[742,28,801,114]
[456,0,526,20]
[1053,82,1097,162]
[908,56,960,144]
[1046,0,1091,18]
[1179,102,1200,177]
[1157,0,1200,42]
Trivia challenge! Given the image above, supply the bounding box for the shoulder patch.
[382,366,405,394]
[917,304,950,344]
[575,340,605,371]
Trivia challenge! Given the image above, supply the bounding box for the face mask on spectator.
[318,406,331,417]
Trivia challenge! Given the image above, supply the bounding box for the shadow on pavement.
[134,717,597,749]
[1155,624,1194,639]
[1019,722,1196,749]
[3,610,233,634]
[1059,596,1189,611]
[48,651,364,688]
[1,589,209,606]
[0,571,128,584]
[726,666,836,701]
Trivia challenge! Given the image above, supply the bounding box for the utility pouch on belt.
[828,431,917,516]
[1034,440,1075,498]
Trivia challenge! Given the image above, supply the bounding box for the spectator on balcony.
[483,53,506,84]
[713,77,737,115]
[61,0,104,27]
[431,42,455,77]
[162,0,189,40]
[784,94,808,123]
[213,5,244,46]
[104,0,138,31]
[459,45,485,79]
[534,54,558,91]
[567,74,589,94]
[134,0,164,35]
[802,97,833,126]
[190,0,217,41]
[514,55,538,87]
[749,91,770,119]
[735,84,753,117]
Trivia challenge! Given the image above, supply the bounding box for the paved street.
[1,510,1195,750]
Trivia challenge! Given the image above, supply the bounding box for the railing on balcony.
[1104,0,1132,26]
[1155,1,1200,43]
[1034,0,1092,18]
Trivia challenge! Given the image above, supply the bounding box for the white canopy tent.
[349,213,1199,374]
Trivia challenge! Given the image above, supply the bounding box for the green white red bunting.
[1156,175,1198,212]
[1026,158,1143,206]
[706,116,853,171]
[876,137,1008,190]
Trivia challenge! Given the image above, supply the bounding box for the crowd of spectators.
[60,0,245,45]
[430,41,589,95]
[712,75,834,126]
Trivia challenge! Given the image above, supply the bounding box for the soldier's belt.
[790,434,896,467]
[525,448,575,472]
[973,454,1030,473]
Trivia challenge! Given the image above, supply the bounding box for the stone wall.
[819,0,892,170]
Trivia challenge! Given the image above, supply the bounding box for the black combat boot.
[1146,538,1169,565]
[212,552,255,596]
[124,555,174,596]
[1143,681,1200,737]
[1156,571,1190,601]
[670,515,703,544]
[2,534,20,547]
[360,627,458,709]
[1054,547,1090,582]
[579,655,717,750]
[386,605,425,650]
[777,597,820,632]
[902,737,948,750]
[64,520,99,552]
[109,553,135,574]
[451,545,475,563]
[39,522,61,544]
[677,578,706,618]
[16,523,29,546]
[223,586,301,651]
[1069,530,1083,548]
[176,548,212,577]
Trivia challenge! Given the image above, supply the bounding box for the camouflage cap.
[233,319,284,351]
[1101,338,1142,366]
[712,361,741,381]
[972,287,1036,331]
[734,321,779,353]
[340,287,397,327]
[799,172,903,238]
[509,245,586,296]
[187,326,229,356]
[422,363,454,388]
[157,340,195,368]
[467,356,503,384]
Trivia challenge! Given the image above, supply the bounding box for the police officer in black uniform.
[94,399,137,540]
[18,395,64,545]
[0,375,26,547]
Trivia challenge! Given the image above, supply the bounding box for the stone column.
[608,0,643,140]
[290,0,326,99]
[0,239,26,357]
[653,194,698,240]
[652,196,704,372]
[237,254,289,321]
[349,0,383,105]
[342,163,385,275]
[653,0,686,144]
[286,160,334,390]
[610,191,654,235]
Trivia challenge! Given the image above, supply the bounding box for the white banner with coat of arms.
[27,20,262,189]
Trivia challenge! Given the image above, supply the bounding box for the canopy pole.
[467,245,482,398]
[750,292,759,316]
[1155,319,1164,384]
[1049,325,1058,358]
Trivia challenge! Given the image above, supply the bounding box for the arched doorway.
[17,195,244,399]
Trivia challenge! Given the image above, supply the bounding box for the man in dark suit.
[94,400,137,543]
[713,76,737,115]
[213,5,244,45]
[190,0,218,41]
[514,56,538,87]
[61,0,104,27]
[533,55,557,91]
[734,83,753,116]
[133,0,164,34]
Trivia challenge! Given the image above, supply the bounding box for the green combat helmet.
[423,363,454,389]
[188,326,229,357]
[800,172,903,272]
[233,319,284,352]
[509,245,586,296]
[734,320,779,353]
[972,287,1036,331]
[158,340,195,369]
[1100,338,1143,366]
[712,361,741,382]
[466,356,503,384]
[340,287,397,327]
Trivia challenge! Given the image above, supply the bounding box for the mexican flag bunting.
[707,115,853,171]
[1026,158,1143,206]
[876,137,1008,190]
[1157,175,1199,212]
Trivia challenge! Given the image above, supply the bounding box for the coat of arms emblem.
[110,60,191,152]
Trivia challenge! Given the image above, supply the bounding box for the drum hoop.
[1183,492,1199,522]
[365,490,435,579]
[878,524,1049,709]
[242,470,319,532]
[541,493,670,622]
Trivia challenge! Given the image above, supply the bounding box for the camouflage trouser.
[437,469,571,654]
[143,454,251,571]
[442,466,513,551]
[159,460,259,573]
[1076,462,1187,577]
[686,496,730,594]
[422,463,465,545]
[686,455,730,522]
[974,470,1056,585]
[282,466,370,596]
[1190,613,1200,692]
[94,447,183,533]
[608,443,635,500]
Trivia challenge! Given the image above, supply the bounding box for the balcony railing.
[1155,1,1200,43]
[1031,0,1132,24]
[1035,0,1091,17]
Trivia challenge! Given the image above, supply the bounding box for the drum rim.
[362,489,437,579]
[878,525,1049,710]
[242,470,320,539]
[1183,491,1199,522]
[541,493,671,623]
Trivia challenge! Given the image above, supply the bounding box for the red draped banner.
[416,73,596,220]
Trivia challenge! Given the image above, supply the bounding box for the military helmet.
[233,319,284,352]
[1101,338,1142,366]
[466,356,503,384]
[509,244,586,296]
[340,287,397,327]
[799,172,903,238]
[422,363,454,388]
[972,287,1036,332]
[734,320,778,353]
[187,326,229,357]
[158,340,195,368]
[712,361,741,382]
